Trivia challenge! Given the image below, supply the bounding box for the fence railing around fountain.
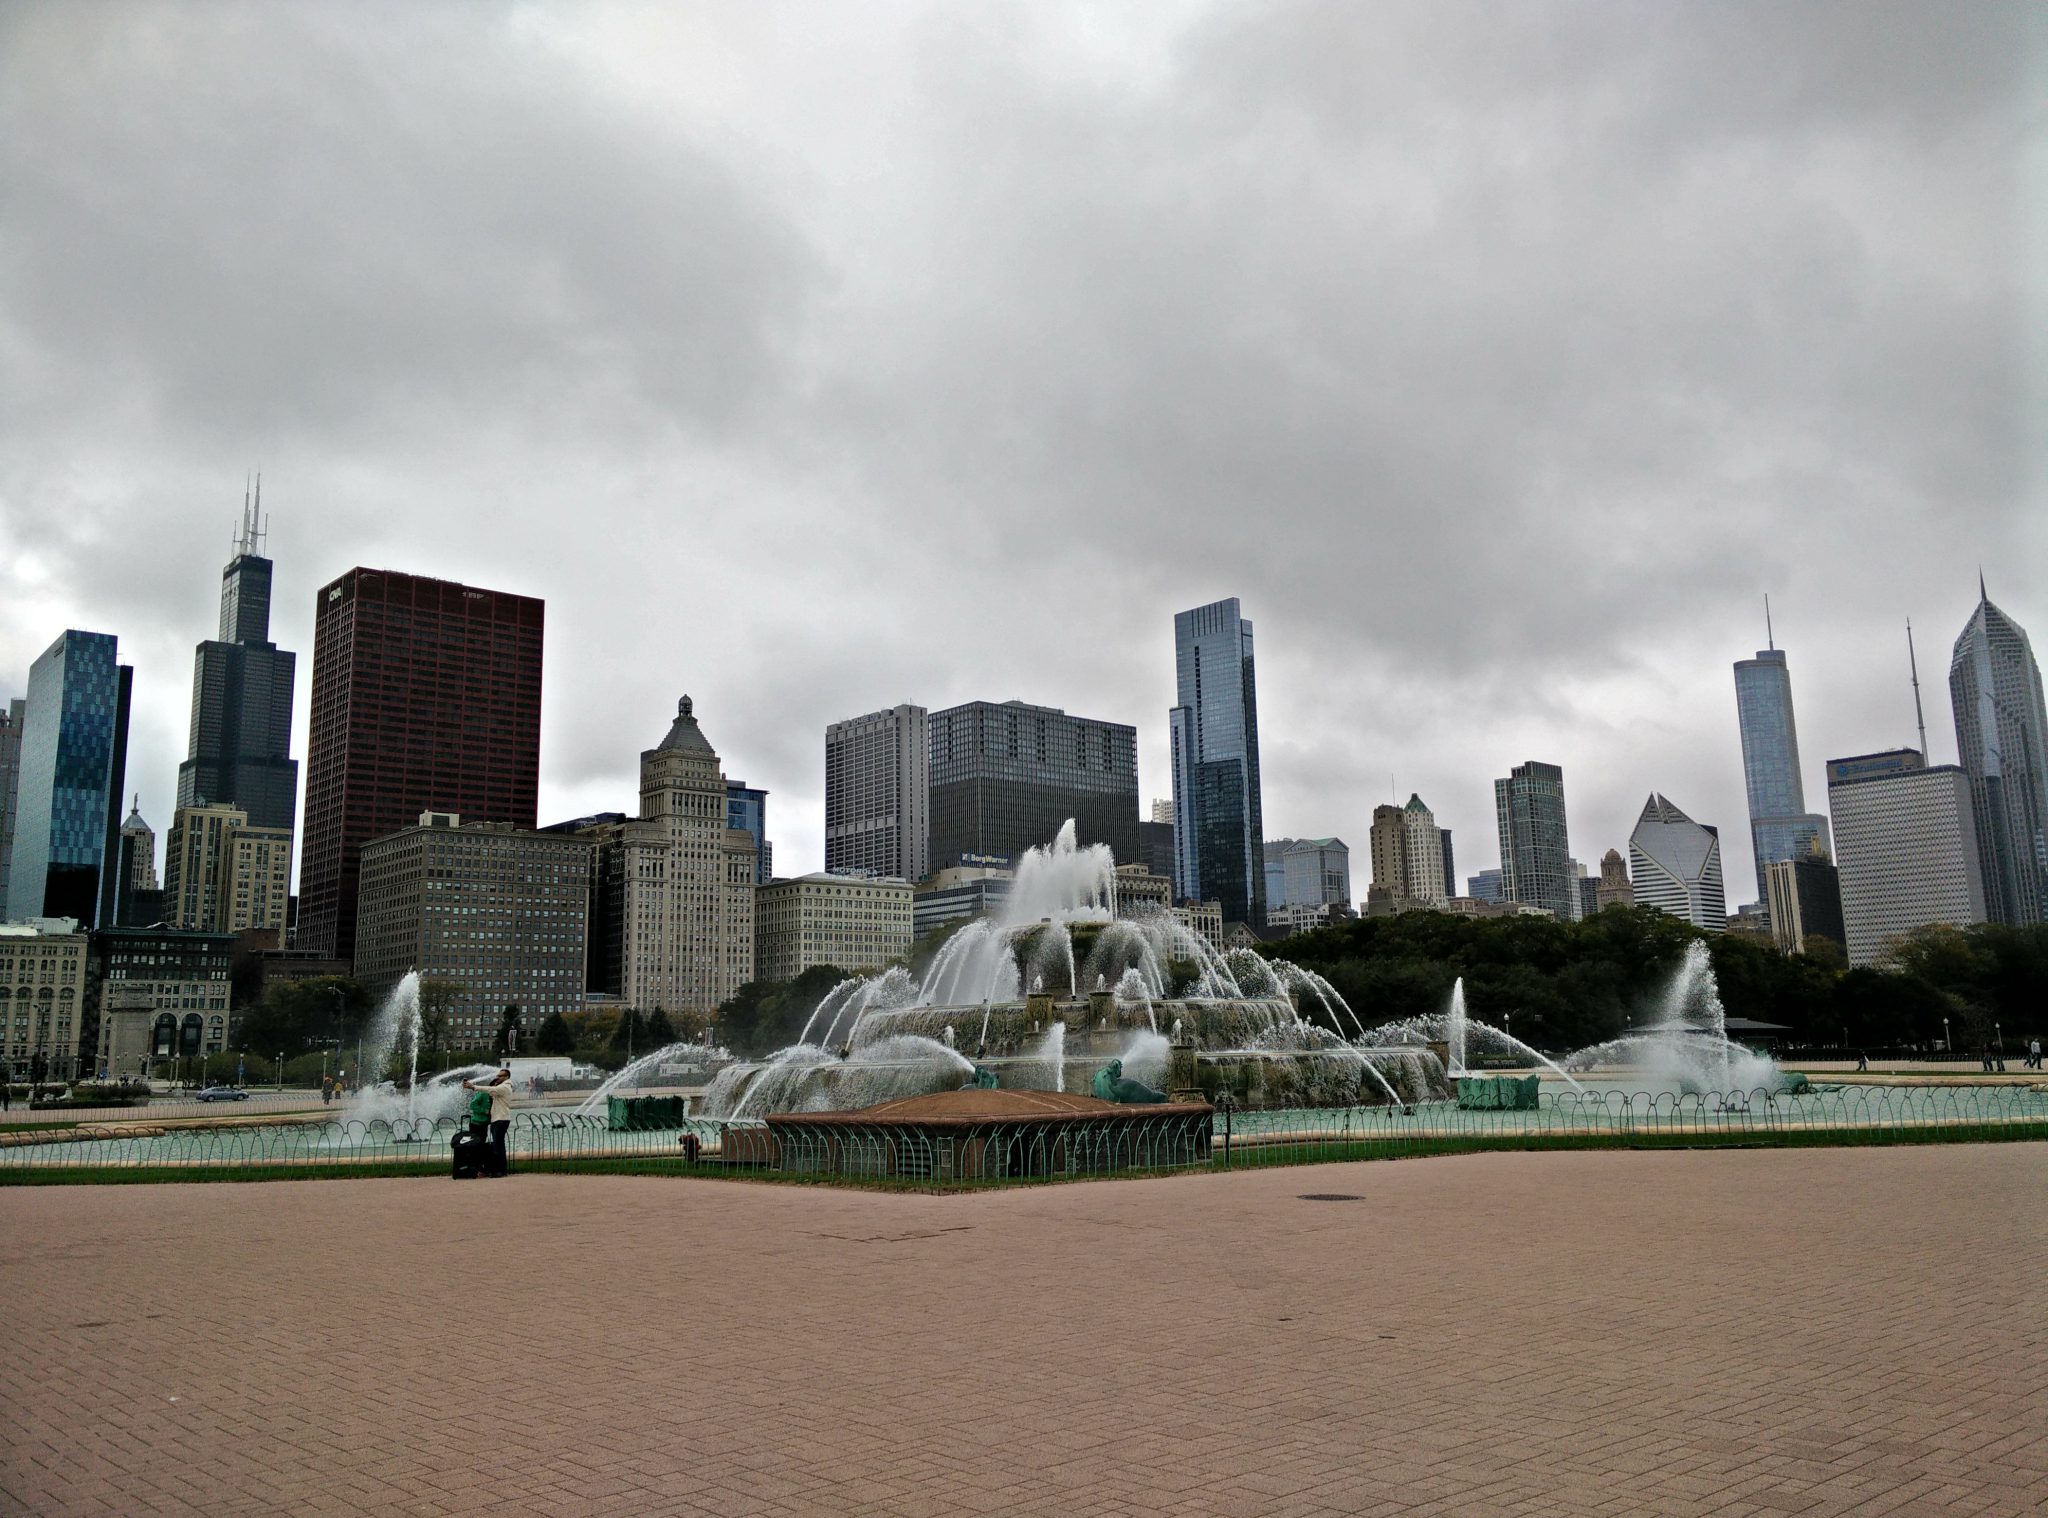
[2,1082,2043,1185]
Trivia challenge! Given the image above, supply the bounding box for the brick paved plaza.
[4,1144,2044,1517]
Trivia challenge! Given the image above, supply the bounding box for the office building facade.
[1466,868,1503,903]
[725,780,773,885]
[90,925,237,1066]
[1733,643,1830,888]
[354,812,592,1044]
[929,700,1139,869]
[615,698,757,1016]
[0,918,89,1079]
[755,873,913,985]
[176,493,299,835]
[299,568,544,962]
[1265,837,1351,912]
[1169,598,1264,924]
[0,697,24,909]
[163,803,293,936]
[825,704,929,882]
[1595,848,1633,912]
[1948,586,2048,926]
[1762,851,1847,955]
[1493,761,1574,920]
[1827,749,1985,967]
[1627,794,1727,931]
[4,630,132,928]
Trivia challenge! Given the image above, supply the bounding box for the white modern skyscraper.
[1948,582,2048,926]
[824,704,930,883]
[1627,794,1727,932]
[1827,748,1986,967]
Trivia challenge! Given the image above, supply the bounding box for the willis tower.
[176,480,299,834]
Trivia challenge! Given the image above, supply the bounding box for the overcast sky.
[2,1,2042,907]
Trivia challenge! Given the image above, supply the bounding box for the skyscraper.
[927,700,1138,868]
[1761,848,1846,955]
[1733,629,1831,890]
[176,486,299,834]
[1948,582,2048,926]
[0,697,26,909]
[1627,794,1728,931]
[1827,748,1985,966]
[725,779,772,884]
[824,704,929,881]
[615,697,758,1014]
[1169,597,1264,924]
[4,630,131,928]
[1595,848,1633,911]
[1368,797,1446,907]
[1493,760,1573,919]
[298,568,544,962]
[115,799,164,927]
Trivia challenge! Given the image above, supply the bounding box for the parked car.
[195,1085,251,1102]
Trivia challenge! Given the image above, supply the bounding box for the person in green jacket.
[462,1068,514,1176]
[464,1085,492,1157]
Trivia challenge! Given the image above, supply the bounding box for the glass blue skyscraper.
[1949,583,2048,926]
[5,630,132,927]
[725,779,772,884]
[1169,597,1264,925]
[1733,642,1830,890]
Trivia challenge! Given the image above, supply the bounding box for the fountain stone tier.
[1456,1074,1541,1111]
[697,819,1454,1119]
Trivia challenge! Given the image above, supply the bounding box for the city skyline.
[1,6,2039,916]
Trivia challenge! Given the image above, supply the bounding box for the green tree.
[235,976,369,1055]
[418,977,464,1055]
[608,1007,646,1056]
[533,1011,576,1056]
[643,1007,677,1047]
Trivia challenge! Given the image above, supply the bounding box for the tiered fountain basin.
[723,1087,1216,1181]
[702,983,1452,1118]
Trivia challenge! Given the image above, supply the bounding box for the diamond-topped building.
[1948,581,2048,926]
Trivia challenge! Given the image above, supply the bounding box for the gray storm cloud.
[1,0,2040,905]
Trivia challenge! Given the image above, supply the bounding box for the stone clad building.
[616,698,758,1017]
[0,917,90,1080]
[354,811,593,1046]
[164,803,292,935]
[755,874,913,985]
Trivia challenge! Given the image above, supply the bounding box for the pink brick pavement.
[3,1143,2044,1517]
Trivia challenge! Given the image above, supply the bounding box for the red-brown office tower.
[298,569,544,963]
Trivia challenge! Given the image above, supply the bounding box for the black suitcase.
[451,1131,484,1180]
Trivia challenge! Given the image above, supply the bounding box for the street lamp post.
[1942,1016,1950,1060]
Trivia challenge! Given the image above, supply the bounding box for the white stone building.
[825,704,930,883]
[1827,751,1986,967]
[754,873,913,985]
[0,917,89,1079]
[620,698,759,1017]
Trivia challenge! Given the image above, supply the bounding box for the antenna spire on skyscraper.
[1765,593,1774,651]
[1907,619,1928,761]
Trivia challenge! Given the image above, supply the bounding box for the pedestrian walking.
[463,1067,514,1177]
[2029,1037,2041,1070]
[1856,1050,1869,1073]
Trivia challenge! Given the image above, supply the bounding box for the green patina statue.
[966,1065,1000,1089]
[1091,1058,1168,1105]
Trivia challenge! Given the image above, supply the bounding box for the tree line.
[1263,907,2047,1054]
